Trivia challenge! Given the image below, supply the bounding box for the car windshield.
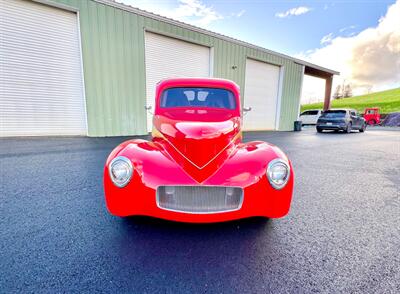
[321,110,347,118]
[160,87,236,110]
[301,110,319,116]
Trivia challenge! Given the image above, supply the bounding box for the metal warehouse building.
[0,0,338,137]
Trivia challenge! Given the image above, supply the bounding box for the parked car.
[103,78,294,223]
[299,109,322,125]
[364,107,381,125]
[316,109,366,133]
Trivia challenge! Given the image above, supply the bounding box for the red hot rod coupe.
[104,78,294,223]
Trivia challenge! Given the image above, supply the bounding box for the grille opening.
[157,186,243,214]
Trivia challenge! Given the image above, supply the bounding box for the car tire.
[346,123,352,133]
[359,123,366,132]
[317,127,323,133]
[368,119,376,125]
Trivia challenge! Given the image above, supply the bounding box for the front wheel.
[359,123,366,132]
[316,127,323,133]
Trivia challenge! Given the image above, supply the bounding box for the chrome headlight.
[109,156,133,187]
[266,158,290,190]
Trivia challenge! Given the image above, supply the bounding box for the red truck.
[364,108,381,125]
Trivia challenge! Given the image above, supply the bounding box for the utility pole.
[341,78,346,99]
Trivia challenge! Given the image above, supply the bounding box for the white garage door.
[0,0,87,137]
[145,32,211,131]
[243,59,281,130]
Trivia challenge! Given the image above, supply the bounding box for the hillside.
[301,87,400,114]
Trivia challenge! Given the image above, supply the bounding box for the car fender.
[104,139,294,219]
[105,139,292,188]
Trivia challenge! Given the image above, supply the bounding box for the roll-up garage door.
[145,32,211,131]
[0,0,87,136]
[243,58,281,130]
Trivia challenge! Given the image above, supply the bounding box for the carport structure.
[303,65,338,110]
[0,0,339,137]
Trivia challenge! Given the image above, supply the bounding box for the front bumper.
[317,123,346,130]
[104,171,294,223]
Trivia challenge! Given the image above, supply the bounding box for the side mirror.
[243,107,252,116]
[145,105,153,115]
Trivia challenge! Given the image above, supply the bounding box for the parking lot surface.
[1,128,399,293]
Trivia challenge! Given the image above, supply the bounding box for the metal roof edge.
[295,62,340,76]
[95,0,339,76]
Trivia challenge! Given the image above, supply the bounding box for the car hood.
[153,115,241,183]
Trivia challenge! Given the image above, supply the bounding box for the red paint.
[104,78,294,223]
[364,107,380,125]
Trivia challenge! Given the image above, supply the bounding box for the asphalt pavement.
[1,128,399,293]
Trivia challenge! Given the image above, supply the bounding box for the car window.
[301,110,318,116]
[321,110,347,118]
[350,111,356,116]
[160,87,236,110]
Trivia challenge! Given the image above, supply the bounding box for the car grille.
[156,186,243,214]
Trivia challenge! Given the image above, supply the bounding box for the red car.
[364,108,381,125]
[104,78,294,223]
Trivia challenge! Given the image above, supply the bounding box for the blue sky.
[173,0,395,55]
[239,1,392,54]
[120,0,400,102]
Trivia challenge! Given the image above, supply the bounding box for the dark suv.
[316,109,366,133]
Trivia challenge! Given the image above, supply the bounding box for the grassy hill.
[301,87,400,114]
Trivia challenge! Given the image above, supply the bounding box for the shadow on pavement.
[99,216,279,292]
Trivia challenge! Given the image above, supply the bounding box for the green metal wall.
[50,0,303,136]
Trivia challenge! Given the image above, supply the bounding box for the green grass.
[301,87,400,114]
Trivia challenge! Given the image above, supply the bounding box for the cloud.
[339,25,356,33]
[172,0,223,26]
[275,6,311,18]
[232,9,246,18]
[298,0,400,102]
[320,33,334,45]
[118,0,223,27]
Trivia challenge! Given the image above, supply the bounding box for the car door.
[308,110,319,124]
[300,110,318,124]
[300,111,311,124]
[350,110,360,128]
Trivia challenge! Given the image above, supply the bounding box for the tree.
[343,84,353,98]
[333,85,342,99]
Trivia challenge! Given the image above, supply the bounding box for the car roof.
[156,77,240,90]
[326,109,354,111]
[154,78,242,114]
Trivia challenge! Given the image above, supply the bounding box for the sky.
[118,0,400,103]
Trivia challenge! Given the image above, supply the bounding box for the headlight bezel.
[108,156,133,188]
[266,158,290,190]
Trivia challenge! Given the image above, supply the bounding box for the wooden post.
[324,75,333,110]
